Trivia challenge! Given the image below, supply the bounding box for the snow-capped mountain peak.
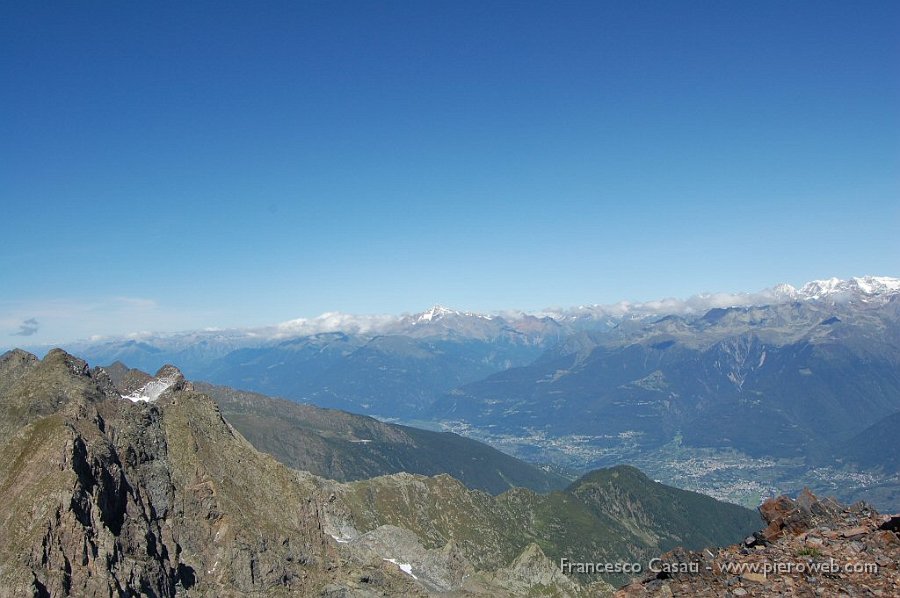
[797,276,900,302]
[798,277,843,299]
[51,275,899,354]
[407,305,497,325]
[770,283,799,300]
[415,305,459,323]
[847,276,900,296]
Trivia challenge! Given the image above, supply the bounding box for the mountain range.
[439,292,900,458]
[15,276,900,509]
[44,276,900,415]
[0,348,763,596]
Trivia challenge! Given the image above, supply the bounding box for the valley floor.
[390,418,900,512]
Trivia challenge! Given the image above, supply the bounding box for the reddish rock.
[842,526,869,539]
[759,495,797,525]
[871,530,899,547]
[759,494,811,540]
[618,490,900,597]
[742,572,767,583]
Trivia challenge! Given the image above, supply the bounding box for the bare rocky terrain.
[617,490,899,597]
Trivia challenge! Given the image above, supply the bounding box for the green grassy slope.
[192,380,570,495]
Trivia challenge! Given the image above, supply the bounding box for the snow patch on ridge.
[121,376,178,402]
[384,558,418,579]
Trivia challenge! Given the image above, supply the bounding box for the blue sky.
[2,1,898,345]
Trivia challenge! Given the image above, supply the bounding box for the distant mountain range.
[20,275,900,509]
[37,276,900,413]
[46,275,900,353]
[438,293,900,459]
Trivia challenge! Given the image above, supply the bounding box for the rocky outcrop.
[616,490,900,597]
[474,543,605,597]
[758,487,843,541]
[0,350,421,597]
[322,521,607,597]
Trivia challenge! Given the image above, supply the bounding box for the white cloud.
[535,285,800,320]
[272,311,400,338]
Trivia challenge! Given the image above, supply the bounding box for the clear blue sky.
[2,1,898,345]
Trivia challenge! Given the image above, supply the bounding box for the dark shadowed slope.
[105,360,569,494]
[194,380,571,495]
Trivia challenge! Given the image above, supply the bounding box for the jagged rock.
[759,488,843,541]
[477,542,601,597]
[336,524,474,592]
[615,489,900,597]
[0,350,422,597]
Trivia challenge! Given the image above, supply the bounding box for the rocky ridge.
[0,349,363,596]
[0,348,604,596]
[315,465,760,590]
[616,489,900,597]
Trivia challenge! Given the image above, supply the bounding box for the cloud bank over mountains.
[6,276,898,349]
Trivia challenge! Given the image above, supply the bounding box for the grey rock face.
[0,350,425,597]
